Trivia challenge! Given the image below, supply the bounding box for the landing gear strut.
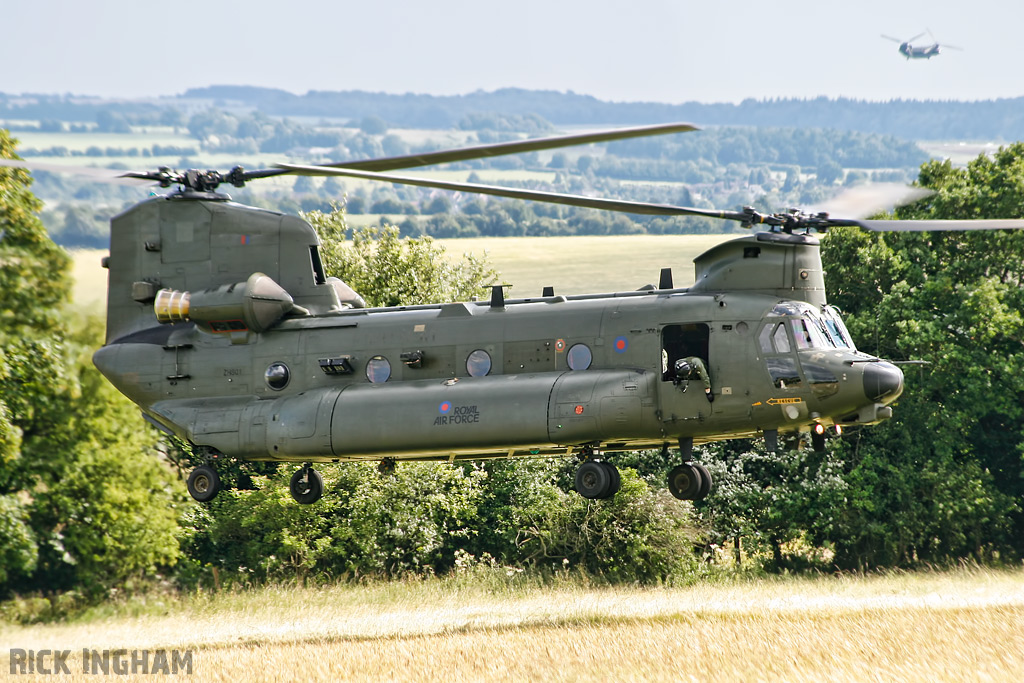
[290,465,323,504]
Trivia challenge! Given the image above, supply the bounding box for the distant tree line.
[4,88,1024,140]
[605,126,929,170]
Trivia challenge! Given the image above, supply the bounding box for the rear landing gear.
[186,465,221,502]
[290,465,323,504]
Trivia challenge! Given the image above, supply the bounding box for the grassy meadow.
[2,568,1022,681]
[69,233,736,310]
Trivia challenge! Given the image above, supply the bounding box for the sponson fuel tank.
[149,368,659,461]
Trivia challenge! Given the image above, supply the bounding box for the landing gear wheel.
[692,463,712,500]
[187,465,221,502]
[575,460,613,499]
[668,463,703,501]
[600,461,621,497]
[378,458,397,476]
[290,466,323,504]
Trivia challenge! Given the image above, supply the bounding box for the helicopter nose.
[863,362,903,403]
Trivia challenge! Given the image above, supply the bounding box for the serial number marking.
[766,397,803,405]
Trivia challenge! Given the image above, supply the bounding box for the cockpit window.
[766,301,856,351]
[768,302,804,317]
[821,305,855,350]
[791,319,813,349]
[772,324,791,353]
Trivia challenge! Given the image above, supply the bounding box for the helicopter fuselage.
[94,273,902,464]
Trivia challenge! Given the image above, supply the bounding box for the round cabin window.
[265,362,290,391]
[366,355,392,383]
[567,344,592,371]
[466,349,492,377]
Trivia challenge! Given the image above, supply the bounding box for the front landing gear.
[290,465,323,504]
[666,438,712,501]
[186,465,221,502]
[667,462,712,501]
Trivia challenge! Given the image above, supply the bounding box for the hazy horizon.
[3,0,1021,106]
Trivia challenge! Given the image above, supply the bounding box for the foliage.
[303,204,496,307]
[180,458,701,587]
[694,438,850,569]
[818,143,1024,567]
[1,130,180,600]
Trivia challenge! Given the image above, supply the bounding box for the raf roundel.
[613,336,629,353]
[439,401,452,415]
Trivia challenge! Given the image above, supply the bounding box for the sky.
[3,0,1021,104]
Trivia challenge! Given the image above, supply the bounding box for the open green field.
[436,234,736,296]
[69,234,737,310]
[3,569,1022,681]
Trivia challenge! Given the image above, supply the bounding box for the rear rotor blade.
[275,162,746,221]
[881,34,904,43]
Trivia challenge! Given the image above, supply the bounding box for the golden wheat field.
[3,569,1023,681]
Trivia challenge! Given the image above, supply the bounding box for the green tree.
[0,130,74,589]
[819,144,1024,567]
[1,130,180,601]
[303,205,496,307]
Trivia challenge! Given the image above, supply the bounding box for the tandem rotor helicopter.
[881,30,962,60]
[11,122,1023,506]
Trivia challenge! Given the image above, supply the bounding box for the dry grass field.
[69,234,736,311]
[2,569,1022,681]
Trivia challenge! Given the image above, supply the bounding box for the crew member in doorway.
[674,356,714,402]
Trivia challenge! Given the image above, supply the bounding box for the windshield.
[821,305,856,350]
[770,302,856,351]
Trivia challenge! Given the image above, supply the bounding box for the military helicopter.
[58,122,1022,506]
[881,30,962,59]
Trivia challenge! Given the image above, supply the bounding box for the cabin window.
[567,344,593,371]
[466,349,492,377]
[366,355,391,383]
[265,362,290,391]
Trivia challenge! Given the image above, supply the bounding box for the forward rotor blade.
[334,122,697,172]
[854,218,1024,232]
[881,34,904,43]
[275,162,744,221]
[806,183,934,219]
[908,32,927,43]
